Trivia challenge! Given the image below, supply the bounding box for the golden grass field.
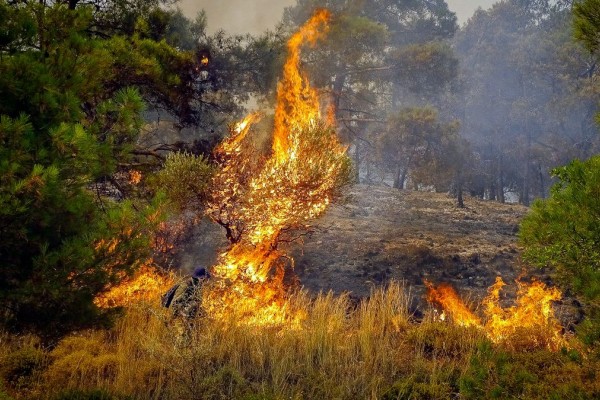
[2,282,599,400]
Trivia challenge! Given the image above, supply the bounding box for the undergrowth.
[1,282,598,400]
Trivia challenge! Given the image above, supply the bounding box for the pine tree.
[0,1,196,339]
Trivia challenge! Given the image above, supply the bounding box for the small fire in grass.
[203,9,350,326]
[425,277,567,350]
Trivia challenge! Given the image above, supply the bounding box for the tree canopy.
[0,0,197,338]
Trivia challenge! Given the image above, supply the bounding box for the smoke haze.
[179,0,498,35]
[178,0,295,35]
[446,0,498,24]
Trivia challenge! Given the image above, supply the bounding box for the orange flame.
[424,281,481,328]
[94,263,175,308]
[426,277,567,350]
[273,8,331,164]
[205,9,349,326]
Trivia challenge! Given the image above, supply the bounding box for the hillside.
[288,185,526,299]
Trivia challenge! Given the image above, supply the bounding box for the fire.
[425,281,481,328]
[426,277,567,350]
[94,263,175,308]
[273,8,331,163]
[205,9,350,326]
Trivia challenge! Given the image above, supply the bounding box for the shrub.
[0,337,46,392]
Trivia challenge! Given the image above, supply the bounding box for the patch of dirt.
[283,185,532,306]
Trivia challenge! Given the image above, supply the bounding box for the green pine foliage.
[520,155,600,343]
[573,0,600,55]
[0,1,198,339]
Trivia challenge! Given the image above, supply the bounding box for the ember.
[204,9,351,326]
[426,277,567,350]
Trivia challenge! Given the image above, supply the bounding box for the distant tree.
[283,0,459,182]
[375,107,465,199]
[453,0,598,204]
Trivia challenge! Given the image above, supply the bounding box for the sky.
[179,0,500,35]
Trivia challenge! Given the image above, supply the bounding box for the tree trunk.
[521,134,531,206]
[354,139,360,183]
[538,164,546,198]
[393,165,403,189]
[456,170,464,208]
[332,74,346,118]
[400,168,408,189]
[497,170,505,203]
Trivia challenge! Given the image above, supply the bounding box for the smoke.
[179,1,499,34]
[178,0,296,35]
[446,0,498,24]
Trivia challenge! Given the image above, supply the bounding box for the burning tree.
[204,9,352,325]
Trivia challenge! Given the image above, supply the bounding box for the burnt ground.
[180,184,581,325]
[285,185,526,305]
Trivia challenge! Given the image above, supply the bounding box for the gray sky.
[178,0,499,35]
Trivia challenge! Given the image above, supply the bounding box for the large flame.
[426,277,567,350]
[205,9,349,325]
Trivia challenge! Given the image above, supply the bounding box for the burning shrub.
[425,277,569,351]
[93,264,174,309]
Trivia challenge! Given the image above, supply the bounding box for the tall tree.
[453,0,598,204]
[375,106,464,198]
[0,1,206,339]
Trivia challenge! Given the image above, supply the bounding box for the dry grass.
[1,282,598,400]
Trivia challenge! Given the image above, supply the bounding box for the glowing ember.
[95,263,175,308]
[426,277,567,350]
[205,9,350,326]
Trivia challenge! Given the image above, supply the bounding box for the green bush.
[459,341,600,399]
[520,155,600,344]
[152,152,214,212]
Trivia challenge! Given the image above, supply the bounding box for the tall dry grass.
[2,281,596,400]
[27,282,482,399]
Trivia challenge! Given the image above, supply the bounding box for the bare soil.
[285,184,528,303]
